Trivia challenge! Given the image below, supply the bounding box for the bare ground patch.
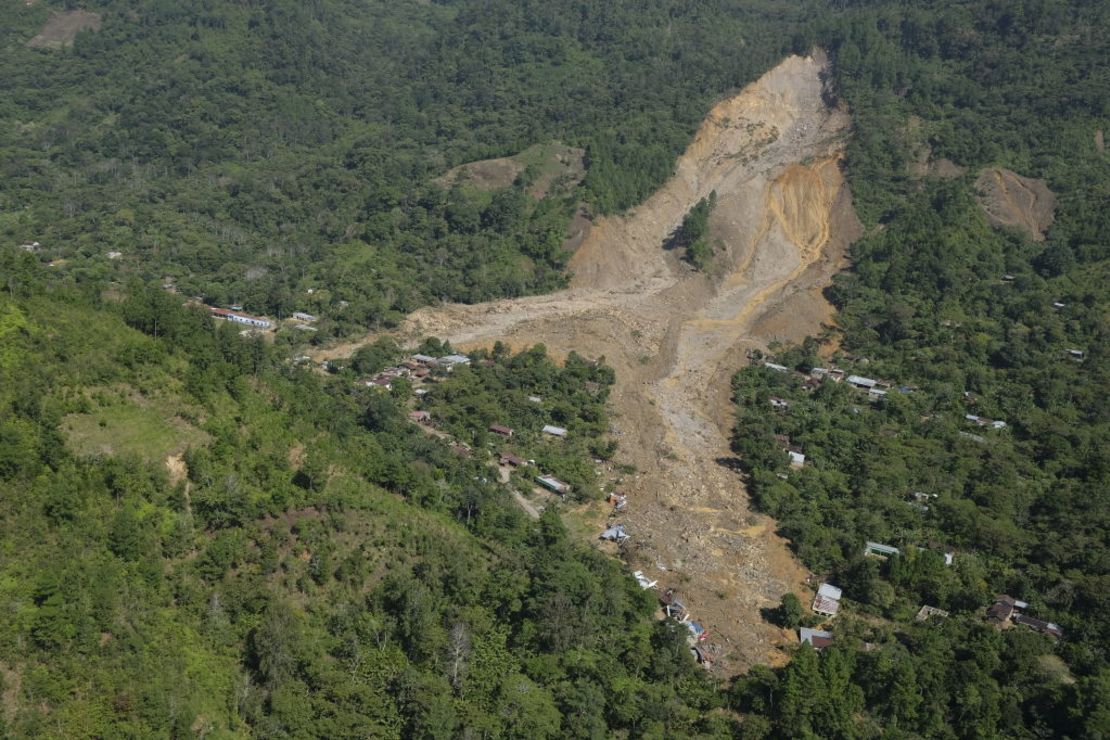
[316,53,859,672]
[975,167,1056,241]
[27,10,101,49]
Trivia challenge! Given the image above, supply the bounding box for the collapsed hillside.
[316,52,860,670]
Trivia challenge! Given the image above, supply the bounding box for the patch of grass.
[61,396,209,461]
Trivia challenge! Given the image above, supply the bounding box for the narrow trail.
[315,52,861,670]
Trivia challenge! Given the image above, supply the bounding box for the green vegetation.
[727,0,1109,736]
[1,0,799,335]
[0,278,726,737]
[0,0,1107,736]
[669,192,719,270]
[416,343,616,500]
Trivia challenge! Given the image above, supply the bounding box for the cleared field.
[61,395,208,461]
[26,10,102,49]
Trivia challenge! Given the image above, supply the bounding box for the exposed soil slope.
[27,10,101,48]
[315,53,860,670]
[975,167,1055,241]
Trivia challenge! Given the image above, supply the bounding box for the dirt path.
[315,52,860,671]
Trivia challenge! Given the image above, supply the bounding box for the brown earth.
[26,10,101,49]
[313,52,859,671]
[975,167,1056,242]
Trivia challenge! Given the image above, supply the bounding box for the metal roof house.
[788,451,806,469]
[536,475,571,495]
[812,583,842,617]
[864,541,901,558]
[542,424,568,438]
[847,375,877,389]
[799,627,834,650]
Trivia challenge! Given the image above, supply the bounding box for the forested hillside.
[1,0,1107,737]
[1,0,797,333]
[0,265,735,736]
[729,1,1108,737]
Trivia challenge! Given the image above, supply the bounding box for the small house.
[411,354,437,366]
[536,475,571,495]
[799,627,834,650]
[847,375,877,390]
[1012,614,1064,639]
[812,583,842,617]
[542,424,568,438]
[438,354,471,369]
[409,410,431,423]
[633,571,658,589]
[291,311,318,323]
[489,424,514,438]
[1052,301,1066,309]
[499,452,525,467]
[1066,349,1085,361]
[788,451,806,469]
[770,397,790,410]
[986,595,1028,626]
[864,541,900,559]
[527,395,543,404]
[764,362,789,373]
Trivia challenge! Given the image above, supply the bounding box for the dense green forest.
[0,0,797,333]
[1,0,1108,736]
[729,0,1108,737]
[0,269,731,737]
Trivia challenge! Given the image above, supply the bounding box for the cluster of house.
[362,353,470,390]
[986,595,1064,639]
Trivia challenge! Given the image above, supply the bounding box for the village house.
[1066,349,1085,361]
[489,424,514,438]
[499,452,525,467]
[411,354,437,366]
[527,395,543,403]
[438,354,471,369]
[764,362,789,373]
[291,311,318,323]
[536,475,571,495]
[209,307,273,329]
[770,397,790,410]
[799,627,834,650]
[864,541,900,559]
[542,424,568,438]
[788,450,806,469]
[986,595,1029,625]
[812,583,842,617]
[847,374,877,390]
[965,414,1007,430]
[1013,614,1065,639]
[409,410,431,423]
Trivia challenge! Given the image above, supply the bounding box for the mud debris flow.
[315,53,862,671]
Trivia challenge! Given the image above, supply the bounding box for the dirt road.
[316,52,861,671]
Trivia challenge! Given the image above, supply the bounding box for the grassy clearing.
[61,394,208,461]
